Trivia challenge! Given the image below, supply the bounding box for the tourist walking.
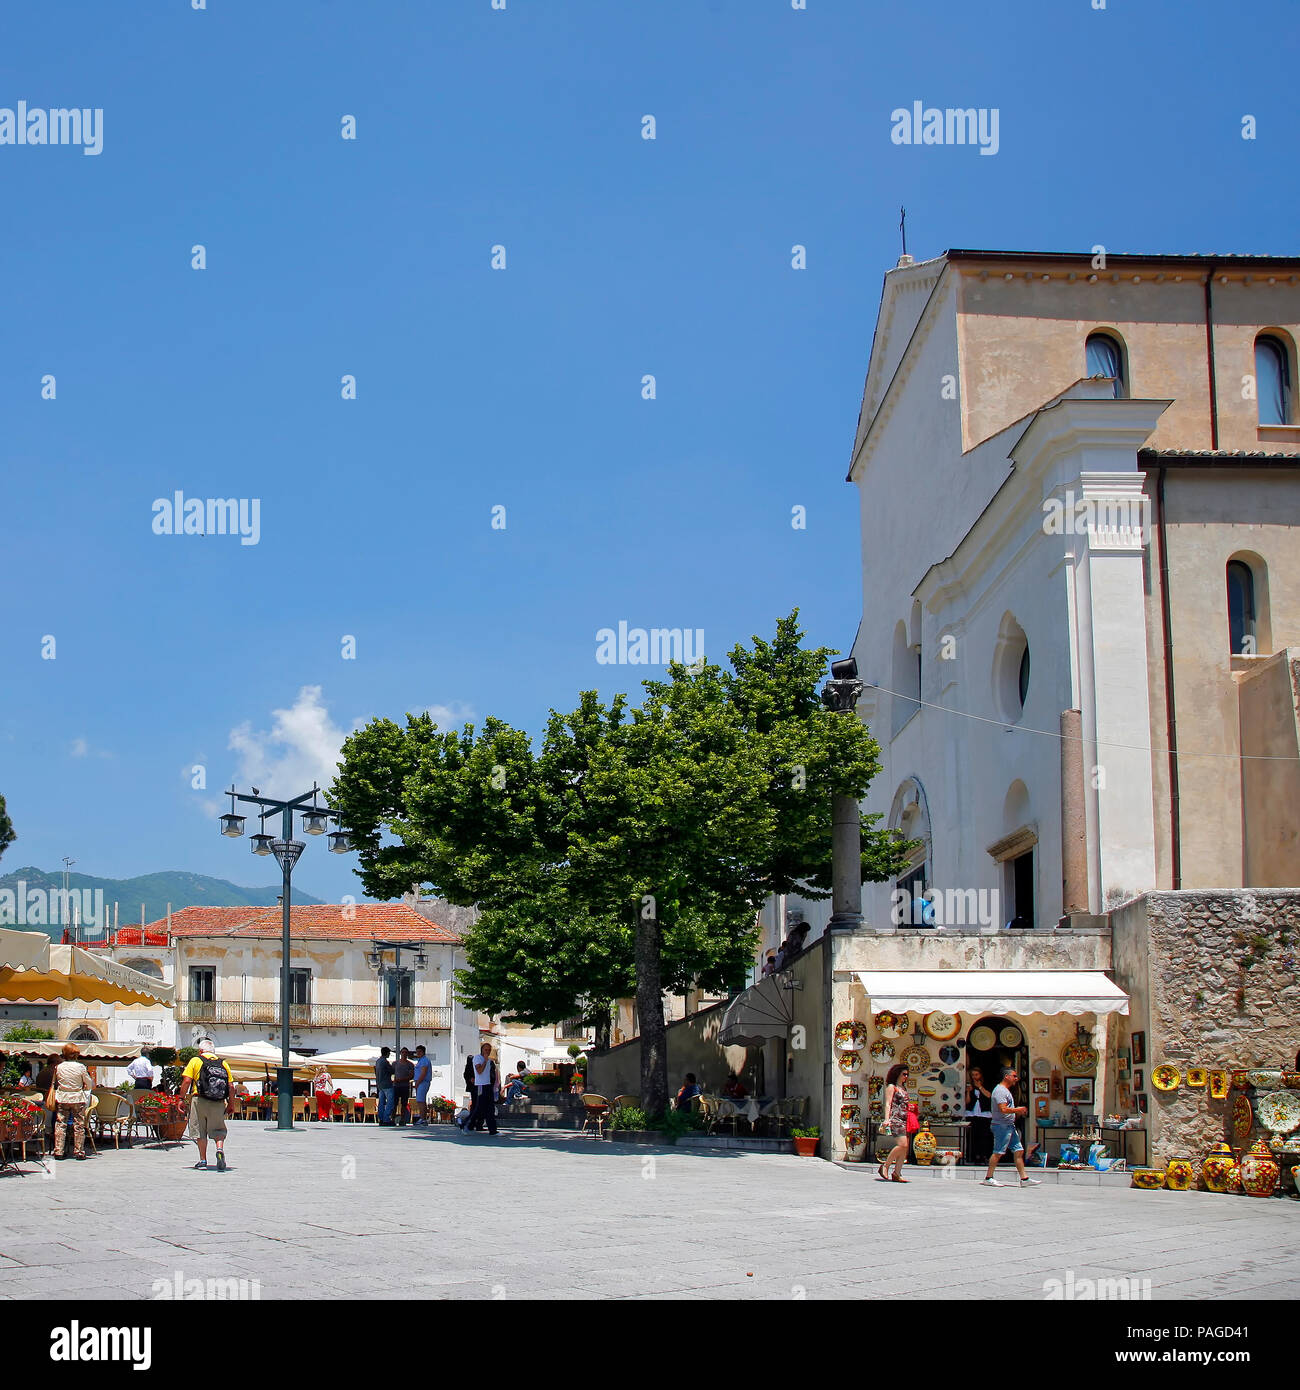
[180,1040,236,1173]
[465,1042,499,1135]
[965,1066,993,1164]
[878,1064,911,1182]
[126,1052,156,1092]
[49,1043,94,1161]
[393,1047,415,1127]
[313,1066,335,1122]
[375,1046,396,1126]
[982,1068,1041,1188]
[412,1044,432,1124]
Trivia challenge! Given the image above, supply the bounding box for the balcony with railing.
[176,1000,452,1030]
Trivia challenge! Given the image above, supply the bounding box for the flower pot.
[793,1135,819,1157]
[1164,1156,1195,1191]
[913,1124,937,1166]
[1239,1138,1280,1197]
[1200,1143,1238,1193]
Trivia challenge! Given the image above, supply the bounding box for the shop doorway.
[965,1015,1029,1144]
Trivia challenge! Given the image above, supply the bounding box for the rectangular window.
[1010,851,1035,929]
[289,969,311,1006]
[190,967,215,1003]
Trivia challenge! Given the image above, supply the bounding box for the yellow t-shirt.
[183,1053,235,1099]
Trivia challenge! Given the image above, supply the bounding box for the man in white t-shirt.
[464,1043,499,1136]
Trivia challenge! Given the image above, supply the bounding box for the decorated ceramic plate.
[1209,1070,1229,1099]
[999,1026,1023,1048]
[969,1025,997,1051]
[1151,1064,1181,1092]
[841,1084,859,1101]
[1232,1093,1253,1141]
[939,1044,961,1065]
[1061,1040,1099,1073]
[1032,1058,1051,1077]
[838,1050,863,1074]
[868,1039,895,1061]
[839,1104,862,1127]
[1254,1090,1300,1134]
[1247,1070,1284,1091]
[867,1076,883,1095]
[900,1044,932,1072]
[1185,1068,1208,1088]
[834,1020,868,1051]
[874,1010,910,1039]
[843,1126,865,1149]
[923,1011,962,1042]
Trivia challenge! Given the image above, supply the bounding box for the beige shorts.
[189,1097,228,1141]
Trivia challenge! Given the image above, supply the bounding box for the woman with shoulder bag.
[878,1063,911,1183]
[50,1043,94,1160]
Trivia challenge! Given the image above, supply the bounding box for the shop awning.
[854,970,1129,1017]
[0,944,175,1008]
[717,975,796,1046]
[14,1039,146,1065]
[0,929,51,972]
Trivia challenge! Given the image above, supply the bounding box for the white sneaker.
[1020,1178,1042,1186]
[981,1178,1007,1187]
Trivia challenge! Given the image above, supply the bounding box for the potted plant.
[135,1091,190,1142]
[791,1125,821,1157]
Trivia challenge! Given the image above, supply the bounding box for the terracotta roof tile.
[134,902,460,944]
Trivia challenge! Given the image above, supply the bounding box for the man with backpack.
[180,1039,237,1172]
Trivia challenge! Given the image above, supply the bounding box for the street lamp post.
[220,783,351,1131]
[367,940,429,1059]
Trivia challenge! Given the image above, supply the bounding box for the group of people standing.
[368,1044,435,1125]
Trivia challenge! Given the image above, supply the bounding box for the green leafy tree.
[331,613,905,1118]
[0,794,14,865]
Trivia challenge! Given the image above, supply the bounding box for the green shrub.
[655,1108,704,1141]
[608,1104,650,1131]
[790,1125,820,1139]
[176,1046,200,1068]
[2,1023,56,1043]
[146,1047,177,1066]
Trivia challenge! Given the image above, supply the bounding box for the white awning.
[854,970,1129,1017]
[718,975,796,1046]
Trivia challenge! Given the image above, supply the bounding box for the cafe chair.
[291,1096,309,1124]
[580,1094,611,1139]
[94,1091,136,1149]
[362,1096,379,1124]
[612,1094,640,1111]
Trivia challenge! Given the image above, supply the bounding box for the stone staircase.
[496,1094,585,1130]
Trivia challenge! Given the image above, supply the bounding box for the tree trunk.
[634,900,668,1118]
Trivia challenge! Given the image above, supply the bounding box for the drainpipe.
[1154,465,1182,888]
[1204,262,1219,450]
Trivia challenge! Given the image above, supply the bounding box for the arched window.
[1255,334,1293,425]
[1227,560,1257,655]
[1018,646,1031,709]
[890,620,920,737]
[1086,332,1126,398]
[993,613,1030,724]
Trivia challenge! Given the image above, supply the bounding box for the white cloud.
[228,685,349,796]
[70,737,88,757]
[424,701,476,729]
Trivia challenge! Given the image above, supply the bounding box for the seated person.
[675,1073,702,1110]
[233,1081,251,1099]
[721,1073,748,1100]
[502,1071,527,1105]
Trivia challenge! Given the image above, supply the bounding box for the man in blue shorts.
[982,1067,1041,1188]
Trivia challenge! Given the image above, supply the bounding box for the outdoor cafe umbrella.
[0,928,51,973]
[0,942,174,1008]
[307,1044,383,1081]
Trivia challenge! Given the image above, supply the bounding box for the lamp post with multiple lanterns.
[365,940,429,1061]
[220,783,352,1131]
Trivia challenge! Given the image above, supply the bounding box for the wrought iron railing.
[176,1000,451,1030]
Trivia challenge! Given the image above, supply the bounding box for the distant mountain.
[0,866,324,940]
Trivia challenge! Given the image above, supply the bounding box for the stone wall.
[1111,889,1300,1163]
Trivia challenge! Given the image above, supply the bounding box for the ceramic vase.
[913,1122,937,1165]
[1200,1143,1238,1193]
[1164,1156,1195,1191]
[1239,1138,1280,1197]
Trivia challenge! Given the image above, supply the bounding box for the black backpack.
[196,1056,230,1102]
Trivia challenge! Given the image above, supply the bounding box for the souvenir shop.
[832,970,1147,1168]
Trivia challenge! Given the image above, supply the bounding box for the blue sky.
[1,0,1295,908]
